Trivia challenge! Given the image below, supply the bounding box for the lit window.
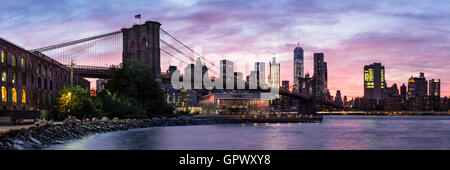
[12,71,16,84]
[21,58,26,69]
[1,70,6,82]
[22,89,26,104]
[12,88,17,103]
[1,86,6,102]
[12,54,16,66]
[1,50,5,63]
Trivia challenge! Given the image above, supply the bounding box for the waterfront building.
[200,92,269,115]
[429,79,440,97]
[363,63,386,102]
[407,72,427,99]
[313,53,327,99]
[0,38,90,112]
[293,43,304,93]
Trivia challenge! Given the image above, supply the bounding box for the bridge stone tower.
[122,21,161,82]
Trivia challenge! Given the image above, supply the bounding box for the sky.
[0,0,449,98]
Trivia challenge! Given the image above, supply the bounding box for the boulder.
[47,120,54,126]
[35,119,48,128]
[112,117,119,123]
[100,117,110,122]
[91,117,99,123]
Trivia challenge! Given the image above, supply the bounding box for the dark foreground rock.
[0,116,210,150]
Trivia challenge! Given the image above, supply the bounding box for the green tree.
[104,60,173,117]
[97,89,146,119]
[55,86,102,118]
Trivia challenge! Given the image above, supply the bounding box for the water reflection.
[48,116,450,150]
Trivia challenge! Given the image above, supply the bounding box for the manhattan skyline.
[0,0,449,98]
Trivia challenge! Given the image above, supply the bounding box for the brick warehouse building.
[0,38,90,112]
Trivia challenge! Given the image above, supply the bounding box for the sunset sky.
[0,0,449,98]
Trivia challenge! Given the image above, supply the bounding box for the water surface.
[48,116,450,150]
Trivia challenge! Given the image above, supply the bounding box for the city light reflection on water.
[48,116,450,150]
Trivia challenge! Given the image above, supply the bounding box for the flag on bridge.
[135,14,141,19]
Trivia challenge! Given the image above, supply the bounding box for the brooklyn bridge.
[28,21,341,115]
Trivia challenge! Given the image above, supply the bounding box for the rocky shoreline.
[0,116,212,150]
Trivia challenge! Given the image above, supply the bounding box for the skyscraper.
[293,43,304,93]
[220,60,234,80]
[269,57,280,89]
[313,53,327,99]
[407,72,427,99]
[429,79,440,97]
[255,62,266,88]
[364,63,386,102]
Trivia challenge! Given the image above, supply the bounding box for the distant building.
[400,83,407,98]
[200,92,269,115]
[220,60,234,80]
[280,80,291,110]
[343,96,348,108]
[96,79,109,93]
[313,53,327,99]
[293,43,304,93]
[269,57,280,89]
[429,79,440,97]
[255,62,266,88]
[407,72,427,99]
[387,83,399,97]
[364,63,386,102]
[334,90,343,107]
[166,65,177,76]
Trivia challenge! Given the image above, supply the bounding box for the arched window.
[22,89,26,104]
[12,71,16,84]
[21,58,26,69]
[1,50,5,63]
[1,86,6,102]
[1,70,6,82]
[12,88,17,103]
[22,73,27,85]
[12,54,16,66]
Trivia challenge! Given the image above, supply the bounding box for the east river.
[47,116,450,150]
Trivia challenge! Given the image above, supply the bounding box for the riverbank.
[0,114,323,150]
[0,116,206,150]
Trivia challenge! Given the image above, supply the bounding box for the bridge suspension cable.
[30,31,122,52]
[160,28,220,71]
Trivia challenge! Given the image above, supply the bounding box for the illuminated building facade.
[0,38,90,111]
[407,72,427,99]
[200,92,269,115]
[364,63,386,102]
[293,43,304,93]
[429,79,440,97]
